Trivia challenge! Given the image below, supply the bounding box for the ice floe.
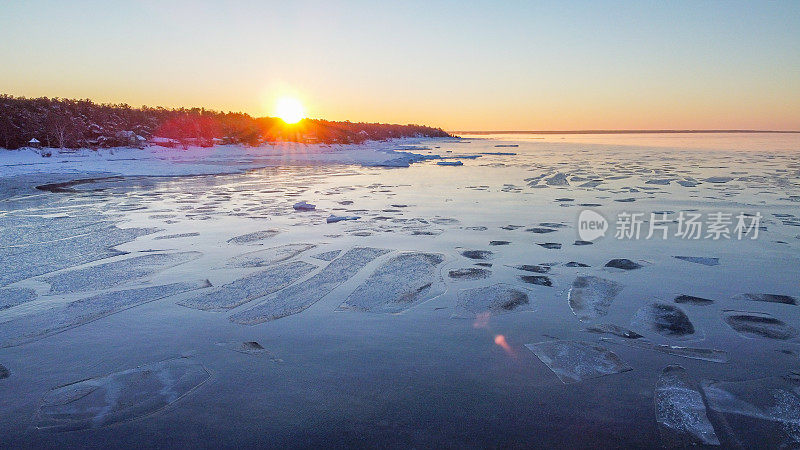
[230,247,389,324]
[545,173,569,186]
[44,251,202,294]
[604,259,642,270]
[461,250,493,260]
[620,339,729,363]
[564,261,590,267]
[337,252,444,313]
[232,341,270,355]
[519,275,552,287]
[722,310,799,342]
[674,256,720,266]
[734,293,798,306]
[311,250,341,261]
[585,323,643,339]
[227,229,280,245]
[674,295,714,306]
[704,176,734,183]
[0,223,158,287]
[217,341,275,358]
[452,284,532,318]
[630,303,697,340]
[153,232,200,240]
[179,260,316,311]
[0,287,37,310]
[702,377,800,446]
[293,201,316,211]
[537,242,562,250]
[525,340,632,384]
[514,264,550,273]
[568,276,624,322]
[327,215,360,223]
[226,244,315,268]
[1,281,209,347]
[525,227,557,234]
[655,365,720,446]
[35,357,210,431]
[448,268,491,280]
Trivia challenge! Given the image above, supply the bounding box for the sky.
[1,1,799,131]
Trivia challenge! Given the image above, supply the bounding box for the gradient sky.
[2,1,799,130]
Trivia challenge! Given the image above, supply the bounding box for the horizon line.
[450,129,800,135]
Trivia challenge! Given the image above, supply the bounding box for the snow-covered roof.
[29,138,40,143]
[150,136,178,144]
[116,130,136,139]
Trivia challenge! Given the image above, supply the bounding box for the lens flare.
[494,334,511,351]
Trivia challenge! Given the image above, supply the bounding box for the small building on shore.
[149,136,180,148]
[116,131,147,148]
[28,138,41,148]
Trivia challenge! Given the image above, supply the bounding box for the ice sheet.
[230,247,389,324]
[311,250,341,261]
[226,244,315,268]
[45,251,201,294]
[452,284,533,318]
[654,365,720,446]
[722,310,800,342]
[525,340,632,384]
[568,276,624,322]
[36,357,210,431]
[702,377,800,446]
[448,268,491,280]
[337,252,444,313]
[0,287,37,310]
[179,260,317,311]
[0,224,158,287]
[0,281,210,347]
[227,229,280,245]
[630,303,697,340]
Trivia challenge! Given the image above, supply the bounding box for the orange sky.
[2,1,799,131]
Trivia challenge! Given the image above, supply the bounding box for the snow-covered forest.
[0,95,451,149]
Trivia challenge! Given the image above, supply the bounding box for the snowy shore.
[0,138,443,178]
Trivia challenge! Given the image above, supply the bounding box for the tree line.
[0,95,451,149]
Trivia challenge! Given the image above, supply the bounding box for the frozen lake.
[1,133,799,447]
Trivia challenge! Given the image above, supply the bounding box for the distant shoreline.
[452,129,800,135]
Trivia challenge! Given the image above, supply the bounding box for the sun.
[274,97,305,124]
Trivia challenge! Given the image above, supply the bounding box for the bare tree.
[45,106,77,149]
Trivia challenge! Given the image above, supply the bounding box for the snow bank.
[0,138,442,178]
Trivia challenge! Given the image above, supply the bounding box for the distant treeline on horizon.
[0,95,451,149]
[454,129,800,134]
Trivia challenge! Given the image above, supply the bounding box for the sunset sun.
[275,97,305,124]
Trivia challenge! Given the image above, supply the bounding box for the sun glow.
[274,97,305,124]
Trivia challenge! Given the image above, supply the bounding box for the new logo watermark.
[577,210,761,241]
[578,210,608,242]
